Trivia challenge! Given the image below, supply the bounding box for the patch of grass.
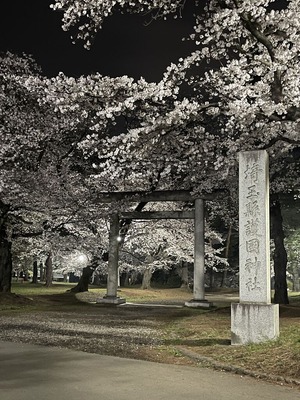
[290,293,300,303]
[1,283,90,313]
[88,286,194,303]
[164,309,230,345]
[11,282,77,296]
[165,306,300,381]
[11,283,194,303]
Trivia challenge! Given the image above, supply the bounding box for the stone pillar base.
[185,299,213,309]
[231,303,279,345]
[96,296,126,305]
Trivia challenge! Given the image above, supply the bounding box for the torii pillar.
[185,199,213,308]
[96,213,125,305]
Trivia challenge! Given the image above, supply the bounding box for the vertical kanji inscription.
[239,151,271,303]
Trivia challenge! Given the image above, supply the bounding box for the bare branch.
[261,135,300,150]
[119,249,145,264]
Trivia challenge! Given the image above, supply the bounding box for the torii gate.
[94,150,280,345]
[95,190,223,307]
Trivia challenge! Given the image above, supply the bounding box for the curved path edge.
[175,346,300,388]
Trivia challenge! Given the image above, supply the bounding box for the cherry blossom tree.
[0,52,110,292]
[48,0,300,304]
[3,1,299,302]
[116,200,227,289]
[11,200,112,289]
[0,52,50,292]
[119,218,193,289]
[48,0,300,194]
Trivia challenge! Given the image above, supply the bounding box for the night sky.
[0,0,198,82]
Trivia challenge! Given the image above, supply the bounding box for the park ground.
[0,283,300,389]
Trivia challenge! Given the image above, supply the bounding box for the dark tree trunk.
[209,266,215,288]
[91,272,101,286]
[0,201,12,293]
[31,260,38,284]
[292,265,300,292]
[271,200,289,304]
[221,224,232,287]
[179,261,189,289]
[129,270,139,286]
[124,271,130,286]
[24,270,29,281]
[70,266,94,293]
[141,267,152,290]
[39,262,45,282]
[44,251,53,287]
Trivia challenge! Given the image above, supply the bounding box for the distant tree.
[32,259,38,284]
[285,229,300,292]
[44,251,53,287]
[0,52,65,292]
[0,52,112,292]
[117,208,227,290]
[0,200,12,292]
[69,255,99,293]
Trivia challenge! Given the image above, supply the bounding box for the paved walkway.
[0,341,299,400]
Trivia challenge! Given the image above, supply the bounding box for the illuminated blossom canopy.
[5,0,300,212]
[47,0,300,194]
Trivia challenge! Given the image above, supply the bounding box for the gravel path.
[0,304,184,361]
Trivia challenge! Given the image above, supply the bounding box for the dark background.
[0,0,198,81]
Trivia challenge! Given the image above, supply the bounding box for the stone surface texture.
[193,198,206,301]
[239,150,270,303]
[231,303,279,344]
[96,296,126,305]
[184,300,213,308]
[231,150,279,345]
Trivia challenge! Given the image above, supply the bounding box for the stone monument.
[231,150,279,344]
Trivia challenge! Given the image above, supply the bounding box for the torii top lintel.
[95,190,224,203]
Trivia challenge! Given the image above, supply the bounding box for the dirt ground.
[0,290,299,388]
